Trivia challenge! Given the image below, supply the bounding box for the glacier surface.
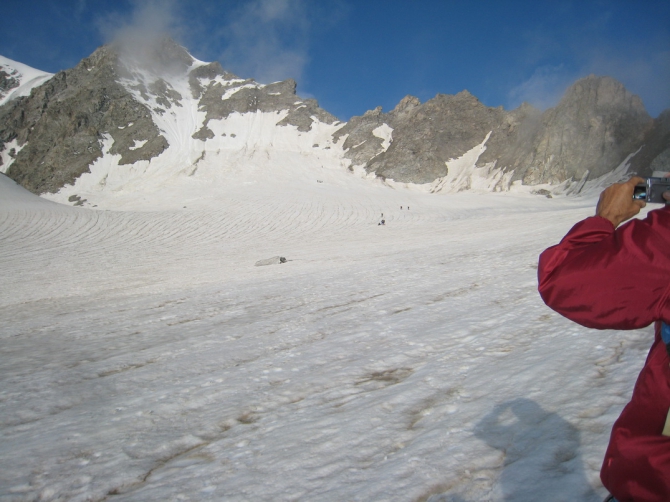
[0,167,657,501]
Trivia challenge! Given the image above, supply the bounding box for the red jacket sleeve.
[538,206,670,330]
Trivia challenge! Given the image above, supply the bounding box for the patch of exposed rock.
[378,91,512,184]
[0,67,20,101]
[193,73,338,140]
[255,256,287,266]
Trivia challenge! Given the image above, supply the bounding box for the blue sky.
[2,0,669,119]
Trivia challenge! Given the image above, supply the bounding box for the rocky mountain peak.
[338,74,667,190]
[519,74,655,184]
[560,74,648,116]
[188,61,238,99]
[0,41,183,193]
[453,89,478,101]
[392,95,421,114]
[363,106,383,117]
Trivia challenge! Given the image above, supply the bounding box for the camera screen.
[633,185,647,200]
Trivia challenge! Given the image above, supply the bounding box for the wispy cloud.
[75,0,88,20]
[96,0,186,72]
[507,65,575,110]
[220,0,310,84]
[98,0,180,44]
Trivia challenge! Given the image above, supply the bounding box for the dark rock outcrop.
[629,109,670,175]
[0,67,20,100]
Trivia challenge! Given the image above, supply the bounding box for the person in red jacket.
[538,176,670,502]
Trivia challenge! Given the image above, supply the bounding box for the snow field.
[0,173,655,501]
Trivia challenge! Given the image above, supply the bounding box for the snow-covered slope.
[0,55,52,106]
[0,167,659,501]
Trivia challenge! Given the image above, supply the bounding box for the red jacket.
[538,206,670,502]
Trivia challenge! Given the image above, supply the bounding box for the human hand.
[596,176,646,228]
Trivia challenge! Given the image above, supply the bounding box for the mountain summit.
[0,39,668,207]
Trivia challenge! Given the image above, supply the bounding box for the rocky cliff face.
[0,39,668,200]
[629,109,670,175]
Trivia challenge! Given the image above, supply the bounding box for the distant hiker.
[379,219,385,226]
[400,206,403,209]
[539,176,670,501]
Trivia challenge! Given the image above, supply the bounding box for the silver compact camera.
[633,177,670,203]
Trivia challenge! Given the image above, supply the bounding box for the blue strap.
[662,322,670,356]
[663,322,670,344]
